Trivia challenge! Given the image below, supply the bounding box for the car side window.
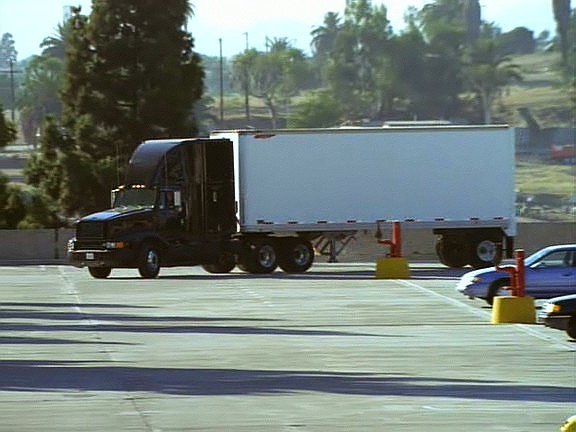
[534,251,572,268]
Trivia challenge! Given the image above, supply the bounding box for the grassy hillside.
[516,159,575,197]
[496,52,574,127]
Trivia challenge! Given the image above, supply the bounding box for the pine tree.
[62,1,203,161]
[0,104,16,149]
[30,1,204,217]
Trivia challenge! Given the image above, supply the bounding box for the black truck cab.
[68,138,238,278]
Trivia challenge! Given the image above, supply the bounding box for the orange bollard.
[492,248,534,324]
[375,221,410,279]
[515,249,525,297]
[378,221,402,257]
[496,249,526,296]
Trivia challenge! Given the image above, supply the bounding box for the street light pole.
[243,32,250,121]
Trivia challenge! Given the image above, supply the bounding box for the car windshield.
[113,188,156,209]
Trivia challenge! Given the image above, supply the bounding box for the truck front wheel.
[278,238,314,273]
[238,240,278,274]
[138,243,161,278]
[88,266,111,279]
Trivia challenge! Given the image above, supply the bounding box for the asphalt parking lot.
[0,262,574,432]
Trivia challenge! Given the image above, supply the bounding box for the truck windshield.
[113,189,156,209]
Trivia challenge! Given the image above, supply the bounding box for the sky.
[0,0,558,61]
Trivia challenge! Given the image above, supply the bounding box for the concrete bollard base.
[375,257,411,279]
[491,296,536,324]
[561,415,576,432]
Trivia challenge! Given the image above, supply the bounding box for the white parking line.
[398,279,576,351]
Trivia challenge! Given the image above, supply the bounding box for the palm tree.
[311,12,341,60]
[552,0,571,63]
[17,56,64,146]
[268,37,291,53]
[40,24,69,60]
[464,39,522,124]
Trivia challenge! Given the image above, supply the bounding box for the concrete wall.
[0,229,75,263]
[337,222,576,262]
[0,224,574,264]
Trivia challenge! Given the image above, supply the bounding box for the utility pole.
[9,57,15,123]
[219,38,224,122]
[0,57,21,124]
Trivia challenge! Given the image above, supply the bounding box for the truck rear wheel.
[468,238,502,269]
[278,238,314,273]
[88,266,111,279]
[202,253,236,274]
[138,243,161,278]
[238,240,278,274]
[435,238,467,268]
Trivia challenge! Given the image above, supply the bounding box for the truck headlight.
[105,242,126,249]
[67,239,76,252]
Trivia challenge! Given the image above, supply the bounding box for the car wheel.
[567,316,576,340]
[486,278,511,306]
[88,266,111,279]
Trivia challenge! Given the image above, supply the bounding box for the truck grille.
[75,240,106,250]
[76,222,106,240]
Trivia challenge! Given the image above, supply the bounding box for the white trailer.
[211,125,516,269]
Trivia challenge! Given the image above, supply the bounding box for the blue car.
[456,244,576,305]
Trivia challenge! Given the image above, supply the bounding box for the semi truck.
[68,125,516,278]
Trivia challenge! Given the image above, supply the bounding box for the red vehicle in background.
[550,144,576,162]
